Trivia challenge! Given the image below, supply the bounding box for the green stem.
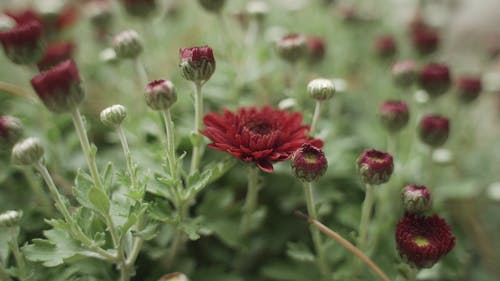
[71,108,103,189]
[71,108,121,250]
[117,126,137,189]
[8,227,28,281]
[34,162,117,262]
[0,263,11,281]
[134,58,149,89]
[408,267,418,281]
[386,133,397,156]
[162,109,177,176]
[303,182,331,280]
[190,81,204,174]
[21,168,53,216]
[358,184,375,250]
[165,204,188,267]
[310,100,322,137]
[241,166,261,234]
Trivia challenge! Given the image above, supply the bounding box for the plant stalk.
[190,81,204,174]
[162,109,177,176]
[358,183,375,250]
[310,100,322,136]
[303,182,331,280]
[117,126,137,189]
[8,227,28,281]
[241,166,261,234]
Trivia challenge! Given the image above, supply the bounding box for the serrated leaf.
[73,170,95,210]
[102,162,113,187]
[185,169,212,200]
[286,242,315,262]
[179,218,203,240]
[88,187,110,215]
[135,222,159,241]
[205,157,237,184]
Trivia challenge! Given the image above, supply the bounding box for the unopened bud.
[100,104,127,128]
[159,272,189,281]
[179,46,215,83]
[419,115,450,147]
[0,210,22,227]
[456,76,482,103]
[0,115,23,148]
[402,185,432,214]
[357,149,394,185]
[307,78,335,101]
[112,30,142,59]
[392,60,418,89]
[291,143,328,182]
[198,0,226,13]
[276,33,307,64]
[419,63,451,98]
[11,137,44,165]
[145,79,177,110]
[379,100,409,132]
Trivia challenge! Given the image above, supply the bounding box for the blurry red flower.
[306,37,326,63]
[0,21,44,64]
[396,213,455,268]
[374,35,397,58]
[37,41,75,70]
[202,106,322,172]
[456,76,482,103]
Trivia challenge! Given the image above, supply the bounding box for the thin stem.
[8,228,28,281]
[310,100,322,137]
[303,182,331,280]
[387,133,397,156]
[21,168,53,216]
[162,109,177,176]
[165,203,188,267]
[117,126,137,189]
[408,267,418,281]
[71,108,103,189]
[190,81,204,174]
[294,211,390,281]
[34,162,117,262]
[134,58,149,89]
[241,166,260,235]
[358,184,375,250]
[71,109,121,249]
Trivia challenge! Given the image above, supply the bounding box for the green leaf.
[87,187,110,215]
[179,217,203,240]
[185,169,212,200]
[205,157,237,184]
[135,222,159,241]
[102,162,114,187]
[286,242,315,263]
[73,170,95,210]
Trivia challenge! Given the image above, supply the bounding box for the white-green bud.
[145,79,177,110]
[247,1,269,21]
[159,272,189,281]
[112,30,143,59]
[11,137,44,166]
[0,210,22,227]
[100,104,127,128]
[307,78,336,101]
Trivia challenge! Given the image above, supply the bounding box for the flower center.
[413,236,430,247]
[246,120,273,135]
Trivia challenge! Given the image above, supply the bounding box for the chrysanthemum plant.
[2,1,498,281]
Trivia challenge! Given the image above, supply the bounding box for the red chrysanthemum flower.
[396,213,455,268]
[37,41,75,71]
[202,106,323,172]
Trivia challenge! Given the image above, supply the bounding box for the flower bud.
[247,1,269,22]
[0,21,45,65]
[11,137,44,165]
[419,115,450,147]
[291,143,328,182]
[374,35,397,58]
[401,185,432,214]
[307,78,335,101]
[411,26,439,56]
[145,79,177,110]
[122,0,157,18]
[357,149,394,185]
[379,100,409,132]
[37,41,75,71]
[306,37,326,64]
[198,0,226,13]
[179,46,216,83]
[112,30,142,59]
[31,60,85,113]
[159,272,190,281]
[100,104,127,128]
[419,63,451,98]
[0,115,23,148]
[0,210,22,227]
[392,60,417,89]
[456,76,482,103]
[276,33,307,64]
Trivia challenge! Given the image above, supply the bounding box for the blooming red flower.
[31,60,85,113]
[202,106,323,172]
[0,21,44,64]
[396,213,455,268]
[37,41,75,70]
